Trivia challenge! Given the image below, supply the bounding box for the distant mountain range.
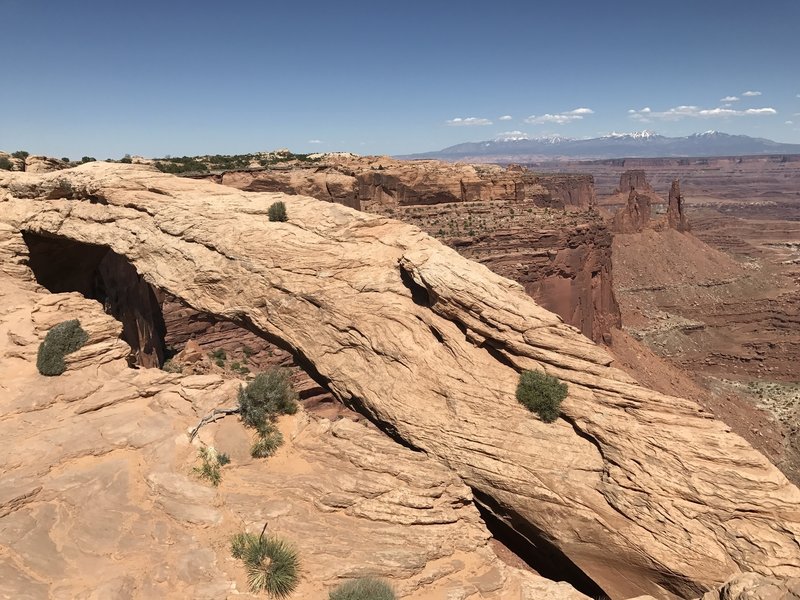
[406,131,800,161]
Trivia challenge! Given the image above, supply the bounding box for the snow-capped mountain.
[407,131,800,161]
[600,130,662,140]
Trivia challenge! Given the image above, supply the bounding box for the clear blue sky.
[1,0,798,158]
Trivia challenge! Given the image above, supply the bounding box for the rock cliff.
[667,179,690,232]
[210,157,596,212]
[2,163,800,600]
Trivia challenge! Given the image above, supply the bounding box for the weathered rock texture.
[610,177,690,234]
[210,156,596,212]
[612,189,653,233]
[2,163,800,600]
[213,157,613,342]
[0,222,581,599]
[618,170,653,195]
[668,179,690,232]
[24,154,65,173]
[382,200,620,342]
[700,572,800,600]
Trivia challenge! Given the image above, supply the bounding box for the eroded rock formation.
[668,179,690,232]
[0,221,587,599]
[210,156,596,212]
[617,169,653,194]
[612,188,653,233]
[214,157,613,341]
[2,163,800,599]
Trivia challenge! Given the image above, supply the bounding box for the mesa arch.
[2,162,799,600]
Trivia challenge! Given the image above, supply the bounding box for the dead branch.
[188,407,239,441]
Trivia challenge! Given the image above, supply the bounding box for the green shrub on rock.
[0,156,12,170]
[268,201,288,222]
[192,446,229,486]
[238,369,298,429]
[238,369,298,457]
[329,577,396,600]
[515,369,567,423]
[250,423,285,458]
[230,531,300,597]
[36,319,89,376]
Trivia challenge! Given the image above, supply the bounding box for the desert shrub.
[162,358,183,373]
[268,201,288,222]
[61,157,70,163]
[11,150,29,159]
[80,156,96,163]
[515,370,567,423]
[0,156,12,170]
[153,159,208,174]
[250,423,284,458]
[238,369,297,457]
[230,532,300,597]
[120,154,132,164]
[193,446,228,486]
[238,369,298,429]
[36,319,89,376]
[329,577,396,600]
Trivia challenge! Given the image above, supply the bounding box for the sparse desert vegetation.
[329,577,396,600]
[36,319,89,376]
[516,370,568,423]
[238,369,298,457]
[268,201,288,222]
[230,530,300,597]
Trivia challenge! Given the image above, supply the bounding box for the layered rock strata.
[0,221,583,599]
[214,157,613,342]
[2,163,800,599]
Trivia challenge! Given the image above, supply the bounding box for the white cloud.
[720,96,739,102]
[524,107,594,125]
[629,105,777,121]
[742,90,762,96]
[494,130,529,140]
[446,117,493,126]
[786,121,795,125]
[498,115,513,121]
[308,139,323,144]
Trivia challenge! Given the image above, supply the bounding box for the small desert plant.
[162,358,183,373]
[36,319,89,376]
[193,446,229,486]
[209,348,226,367]
[250,423,285,458]
[11,150,29,159]
[329,577,396,600]
[268,201,288,222]
[238,369,298,429]
[0,156,12,170]
[516,370,568,423]
[238,369,297,457]
[230,531,300,597]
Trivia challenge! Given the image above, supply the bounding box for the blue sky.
[1,0,798,158]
